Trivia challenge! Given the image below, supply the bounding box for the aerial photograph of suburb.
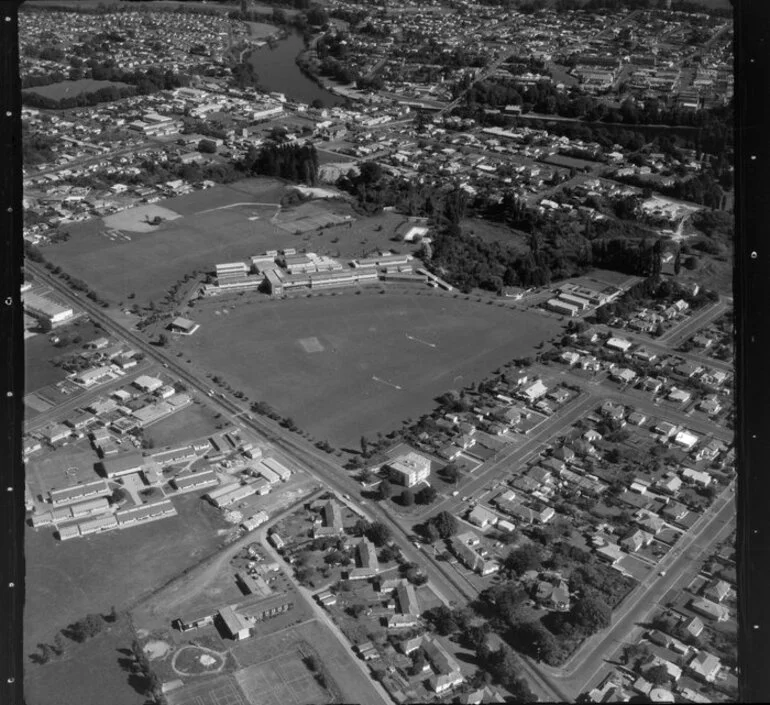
[18,0,736,704]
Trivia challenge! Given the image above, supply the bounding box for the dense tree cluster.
[241,142,319,185]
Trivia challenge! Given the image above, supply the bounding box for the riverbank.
[247,31,345,106]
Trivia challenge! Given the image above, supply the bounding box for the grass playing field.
[23,79,130,100]
[42,179,415,307]
[178,289,563,447]
[24,616,145,705]
[24,493,229,657]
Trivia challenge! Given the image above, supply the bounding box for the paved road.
[258,529,392,705]
[27,262,731,702]
[657,298,730,348]
[537,481,735,699]
[24,363,152,432]
[411,393,598,523]
[593,322,733,374]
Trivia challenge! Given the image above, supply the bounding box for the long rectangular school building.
[171,469,219,493]
[259,457,292,482]
[49,479,111,507]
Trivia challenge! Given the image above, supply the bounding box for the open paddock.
[179,290,562,447]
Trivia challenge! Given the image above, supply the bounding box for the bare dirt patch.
[104,204,182,233]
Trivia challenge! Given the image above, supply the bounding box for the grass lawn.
[41,178,421,307]
[41,179,289,306]
[24,493,229,655]
[24,319,104,394]
[24,438,102,507]
[143,401,222,449]
[24,616,145,705]
[180,289,562,447]
[23,79,130,100]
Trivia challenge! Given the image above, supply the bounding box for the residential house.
[690,597,730,622]
[703,579,731,603]
[687,650,722,682]
[621,529,654,553]
[468,505,498,529]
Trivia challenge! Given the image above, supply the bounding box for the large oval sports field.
[182,289,564,448]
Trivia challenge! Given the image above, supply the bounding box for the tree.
[440,463,459,484]
[570,596,611,636]
[410,647,426,675]
[360,435,369,457]
[401,488,415,506]
[358,161,383,184]
[516,621,559,663]
[378,479,393,500]
[503,544,542,576]
[645,664,671,686]
[416,485,438,505]
[430,510,458,538]
[110,487,128,505]
[69,614,103,642]
[424,605,457,636]
[157,333,169,346]
[423,521,441,544]
[366,522,391,547]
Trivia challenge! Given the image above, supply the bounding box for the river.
[248,32,344,107]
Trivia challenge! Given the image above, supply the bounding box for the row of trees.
[241,143,319,186]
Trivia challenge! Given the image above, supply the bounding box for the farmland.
[41,178,419,306]
[23,78,130,100]
[177,289,563,447]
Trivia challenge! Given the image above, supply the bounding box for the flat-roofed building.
[101,451,145,479]
[58,524,81,541]
[386,451,431,487]
[169,317,199,335]
[42,423,71,444]
[260,457,292,481]
[133,375,163,393]
[558,292,592,311]
[69,496,110,518]
[74,366,113,387]
[546,298,578,317]
[23,291,74,330]
[49,479,111,506]
[152,445,197,466]
[116,499,177,527]
[171,469,219,493]
[241,510,269,532]
[78,513,119,536]
[207,483,257,508]
[218,605,250,640]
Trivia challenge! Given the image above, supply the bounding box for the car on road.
[451,490,459,497]
[659,570,667,576]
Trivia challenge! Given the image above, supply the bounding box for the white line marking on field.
[406,333,436,348]
[372,375,402,390]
